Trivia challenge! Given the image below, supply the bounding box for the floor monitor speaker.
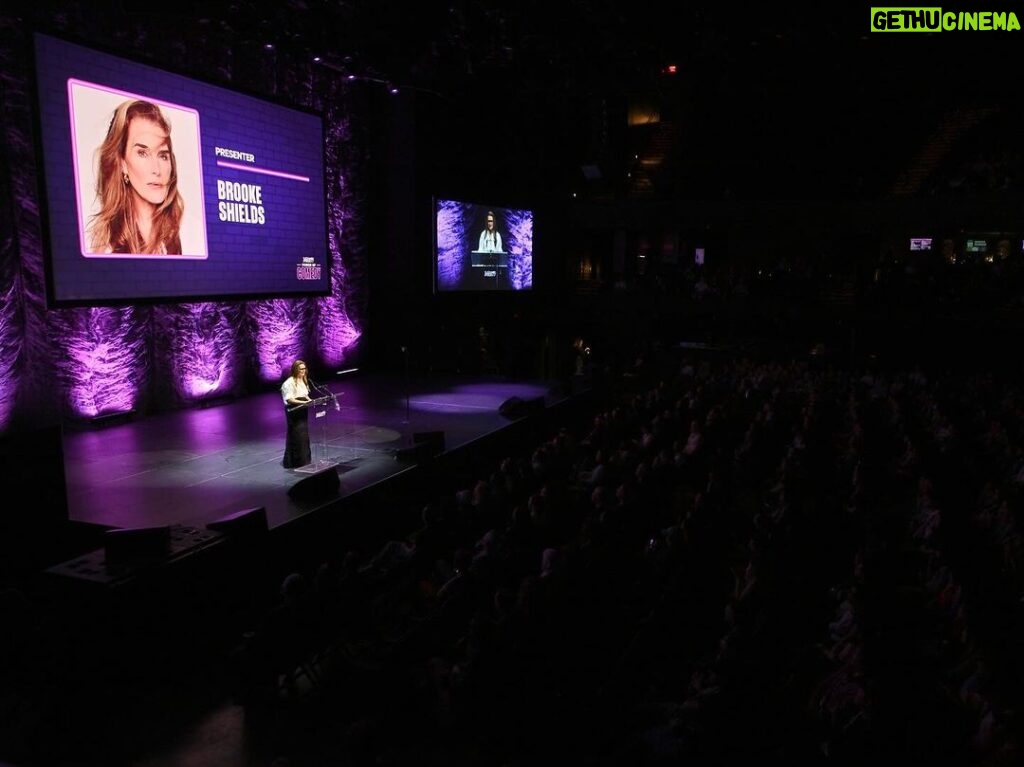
[206,506,268,537]
[287,467,340,502]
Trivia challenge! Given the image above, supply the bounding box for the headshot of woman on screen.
[87,99,184,255]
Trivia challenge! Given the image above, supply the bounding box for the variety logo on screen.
[296,257,322,280]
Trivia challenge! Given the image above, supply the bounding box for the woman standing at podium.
[281,359,312,469]
[477,211,503,254]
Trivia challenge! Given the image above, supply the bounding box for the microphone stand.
[401,346,410,425]
[309,377,339,410]
[334,368,361,461]
[308,376,321,396]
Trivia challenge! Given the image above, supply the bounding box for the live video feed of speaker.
[33,33,330,306]
[434,198,533,292]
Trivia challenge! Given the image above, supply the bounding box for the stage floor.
[61,372,561,533]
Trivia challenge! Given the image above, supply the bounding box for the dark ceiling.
[284,2,1020,199]
[206,3,1015,98]
[17,1,1023,201]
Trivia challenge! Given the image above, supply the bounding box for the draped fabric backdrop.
[0,8,368,434]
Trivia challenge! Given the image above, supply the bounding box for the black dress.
[283,401,311,469]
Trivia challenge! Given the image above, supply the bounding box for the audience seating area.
[164,343,1023,764]
[2,337,1023,765]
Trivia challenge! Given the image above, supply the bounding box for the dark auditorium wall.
[0,8,375,434]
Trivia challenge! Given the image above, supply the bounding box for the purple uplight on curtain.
[155,303,246,400]
[315,163,362,364]
[315,98,364,367]
[55,306,147,418]
[0,242,21,430]
[506,208,533,290]
[316,266,362,366]
[436,199,467,289]
[250,297,317,383]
